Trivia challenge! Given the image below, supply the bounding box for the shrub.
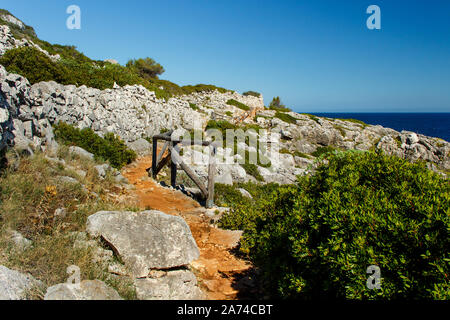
[0,47,69,84]
[206,120,237,133]
[241,163,264,181]
[338,118,368,129]
[182,84,232,95]
[269,97,291,112]
[275,112,297,124]
[236,150,450,299]
[311,146,336,158]
[189,103,200,111]
[126,57,165,80]
[0,47,229,101]
[227,99,250,111]
[53,122,136,169]
[217,182,286,231]
[243,91,261,98]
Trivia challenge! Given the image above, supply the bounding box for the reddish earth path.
[121,154,252,300]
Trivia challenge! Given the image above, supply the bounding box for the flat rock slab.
[86,210,200,278]
[135,269,204,300]
[44,280,122,300]
[0,266,41,300]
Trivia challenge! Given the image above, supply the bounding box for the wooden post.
[170,142,178,188]
[152,137,158,178]
[157,141,170,167]
[171,148,209,198]
[206,144,216,209]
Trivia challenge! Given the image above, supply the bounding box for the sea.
[310,113,450,142]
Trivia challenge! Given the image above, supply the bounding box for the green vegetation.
[293,151,312,159]
[269,97,291,112]
[227,99,251,111]
[219,150,449,299]
[275,111,297,124]
[301,113,321,124]
[182,84,232,95]
[337,118,368,129]
[53,122,137,169]
[311,146,336,158]
[243,91,261,98]
[333,125,347,137]
[126,57,165,80]
[189,103,200,111]
[0,47,70,84]
[241,163,264,181]
[0,149,138,299]
[225,111,233,117]
[205,120,238,134]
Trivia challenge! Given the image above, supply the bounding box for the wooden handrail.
[150,132,217,208]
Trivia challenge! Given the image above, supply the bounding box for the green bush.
[0,47,230,101]
[243,91,261,98]
[338,118,368,129]
[0,47,70,84]
[53,122,136,169]
[311,146,336,158]
[275,112,297,124]
[235,150,449,299]
[126,57,165,80]
[269,97,291,112]
[182,84,232,95]
[241,163,264,182]
[217,182,286,230]
[227,99,250,111]
[189,103,200,111]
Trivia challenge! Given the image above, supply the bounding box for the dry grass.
[0,147,139,299]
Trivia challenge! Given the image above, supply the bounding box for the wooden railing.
[150,131,217,208]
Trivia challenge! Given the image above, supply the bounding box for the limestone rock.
[238,188,253,199]
[126,138,151,156]
[86,210,200,278]
[134,269,204,300]
[0,266,41,300]
[44,280,122,300]
[69,146,94,160]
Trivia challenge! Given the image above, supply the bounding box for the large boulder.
[0,266,42,300]
[69,146,94,160]
[44,280,122,300]
[86,210,200,278]
[126,138,151,156]
[134,269,204,300]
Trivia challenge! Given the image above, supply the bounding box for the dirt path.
[121,154,252,300]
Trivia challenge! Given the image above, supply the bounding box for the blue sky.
[2,0,450,112]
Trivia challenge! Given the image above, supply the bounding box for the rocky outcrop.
[135,269,203,300]
[0,66,58,154]
[86,210,203,300]
[181,90,264,116]
[0,25,60,60]
[44,280,122,300]
[0,266,42,300]
[28,81,207,142]
[86,210,200,277]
